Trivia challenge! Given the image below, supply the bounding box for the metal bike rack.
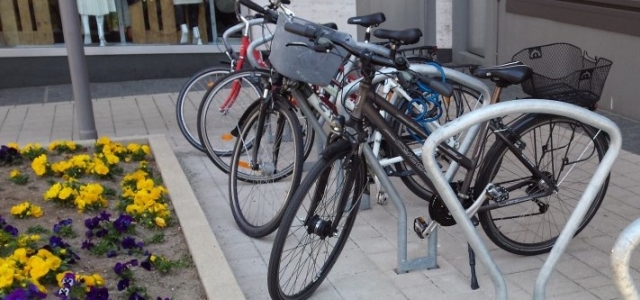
[421,99,622,299]
[345,65,493,273]
[612,218,640,300]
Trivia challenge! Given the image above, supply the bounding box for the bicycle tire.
[475,114,609,256]
[197,69,315,174]
[390,82,482,200]
[197,69,268,173]
[229,99,304,237]
[267,139,364,300]
[176,67,232,152]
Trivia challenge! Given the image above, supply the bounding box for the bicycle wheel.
[229,99,304,237]
[197,69,268,173]
[390,82,482,200]
[268,140,365,300]
[475,114,609,256]
[176,67,231,152]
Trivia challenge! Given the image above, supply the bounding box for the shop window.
[0,0,239,47]
[0,0,55,46]
[507,0,640,37]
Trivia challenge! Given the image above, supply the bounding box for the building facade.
[452,0,640,119]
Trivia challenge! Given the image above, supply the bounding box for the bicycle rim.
[477,115,609,255]
[176,67,230,152]
[229,101,304,237]
[268,143,364,299]
[198,69,270,173]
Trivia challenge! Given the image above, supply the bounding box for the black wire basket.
[512,43,612,108]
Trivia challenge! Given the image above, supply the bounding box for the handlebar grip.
[284,22,319,39]
[239,0,267,14]
[419,74,454,97]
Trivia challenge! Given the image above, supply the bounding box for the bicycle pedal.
[413,217,429,239]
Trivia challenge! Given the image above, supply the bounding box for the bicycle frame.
[420,99,620,300]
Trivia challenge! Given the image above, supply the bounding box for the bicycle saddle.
[347,12,386,27]
[373,28,422,45]
[473,61,533,87]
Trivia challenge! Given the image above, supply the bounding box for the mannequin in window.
[77,0,117,46]
[173,0,203,45]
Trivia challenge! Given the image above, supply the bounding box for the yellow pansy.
[27,255,49,280]
[48,141,59,151]
[0,262,15,289]
[44,183,62,200]
[93,163,109,175]
[30,205,43,218]
[141,145,151,154]
[11,202,29,216]
[105,153,119,165]
[127,143,141,152]
[136,178,155,191]
[10,169,20,178]
[96,136,111,146]
[31,154,48,176]
[59,187,74,200]
[7,142,19,150]
[154,217,167,228]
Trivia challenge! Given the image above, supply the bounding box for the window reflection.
[0,0,240,47]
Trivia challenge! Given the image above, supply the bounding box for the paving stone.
[6,68,640,299]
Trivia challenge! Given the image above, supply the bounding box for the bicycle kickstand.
[468,243,480,290]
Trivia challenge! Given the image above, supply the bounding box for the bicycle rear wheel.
[390,82,482,200]
[229,99,304,237]
[267,140,364,300]
[176,67,231,152]
[476,114,609,255]
[197,69,268,173]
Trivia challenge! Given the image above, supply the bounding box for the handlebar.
[284,19,453,96]
[283,20,399,70]
[238,0,279,23]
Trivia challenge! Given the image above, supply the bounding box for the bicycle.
[221,7,484,238]
[266,17,610,300]
[196,1,388,174]
[174,0,276,152]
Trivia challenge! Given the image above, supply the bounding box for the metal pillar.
[59,1,98,140]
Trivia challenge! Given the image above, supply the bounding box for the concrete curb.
[78,134,245,300]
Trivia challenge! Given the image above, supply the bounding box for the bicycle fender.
[319,139,352,159]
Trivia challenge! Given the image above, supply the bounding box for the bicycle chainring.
[428,182,472,227]
[429,195,457,226]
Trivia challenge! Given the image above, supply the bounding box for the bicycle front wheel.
[268,140,365,300]
[229,99,304,237]
[176,67,231,152]
[197,69,268,173]
[476,114,609,255]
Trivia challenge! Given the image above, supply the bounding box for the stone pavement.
[1,79,640,300]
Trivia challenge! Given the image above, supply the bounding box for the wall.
[500,13,640,118]
[355,0,426,44]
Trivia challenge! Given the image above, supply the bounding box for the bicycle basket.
[512,43,612,107]
[269,13,348,86]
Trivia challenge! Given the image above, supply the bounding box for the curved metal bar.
[421,99,622,300]
[612,218,640,300]
[222,18,266,54]
[247,32,274,69]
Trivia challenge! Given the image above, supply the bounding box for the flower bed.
[0,138,206,299]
